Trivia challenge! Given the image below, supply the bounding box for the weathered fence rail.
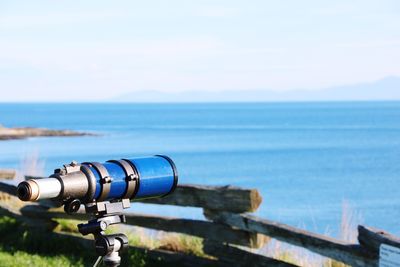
[0,176,399,267]
[139,184,263,213]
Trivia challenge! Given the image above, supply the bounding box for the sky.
[0,1,399,102]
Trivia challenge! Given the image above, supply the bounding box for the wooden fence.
[0,176,399,267]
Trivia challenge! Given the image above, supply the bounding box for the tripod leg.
[93,256,103,267]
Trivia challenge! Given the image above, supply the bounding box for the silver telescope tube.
[17,178,62,201]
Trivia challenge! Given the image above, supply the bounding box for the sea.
[0,102,399,237]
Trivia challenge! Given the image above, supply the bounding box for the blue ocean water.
[0,102,399,236]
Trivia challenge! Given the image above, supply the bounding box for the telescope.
[17,155,178,267]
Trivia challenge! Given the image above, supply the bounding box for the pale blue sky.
[0,1,399,101]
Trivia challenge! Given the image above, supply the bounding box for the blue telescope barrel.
[91,156,177,200]
[17,155,178,203]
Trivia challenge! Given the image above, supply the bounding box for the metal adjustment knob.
[64,199,81,214]
[95,235,114,256]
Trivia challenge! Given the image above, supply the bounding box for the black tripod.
[72,199,131,267]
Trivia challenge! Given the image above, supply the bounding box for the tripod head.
[79,200,131,267]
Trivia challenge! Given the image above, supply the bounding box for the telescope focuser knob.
[64,199,81,214]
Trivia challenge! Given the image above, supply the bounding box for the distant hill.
[111,76,400,102]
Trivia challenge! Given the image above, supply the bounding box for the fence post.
[358,225,400,256]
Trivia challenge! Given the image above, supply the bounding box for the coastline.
[0,125,92,140]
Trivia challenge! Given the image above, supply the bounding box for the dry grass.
[158,233,205,257]
[258,201,363,267]
[339,201,363,243]
[113,226,207,257]
[18,152,45,181]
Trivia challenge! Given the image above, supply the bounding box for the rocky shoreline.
[0,125,92,140]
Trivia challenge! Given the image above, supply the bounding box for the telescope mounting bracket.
[77,199,131,267]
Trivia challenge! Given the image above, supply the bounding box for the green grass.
[0,216,92,266]
[0,251,81,267]
[53,218,82,233]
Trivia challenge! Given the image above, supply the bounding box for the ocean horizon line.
[0,99,400,105]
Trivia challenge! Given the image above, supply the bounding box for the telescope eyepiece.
[17,180,40,201]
